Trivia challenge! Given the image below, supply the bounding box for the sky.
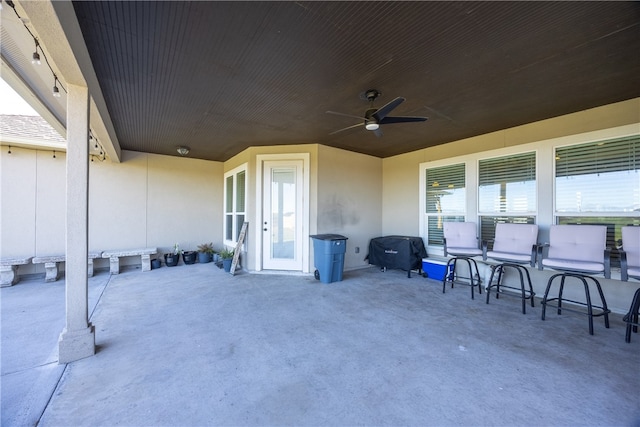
[0,78,39,115]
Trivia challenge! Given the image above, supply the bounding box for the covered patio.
[3,265,639,426]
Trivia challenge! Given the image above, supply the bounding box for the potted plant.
[164,243,181,267]
[197,242,214,263]
[219,248,234,272]
[182,249,197,265]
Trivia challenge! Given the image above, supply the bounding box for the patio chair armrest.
[529,244,538,268]
[537,243,549,270]
[620,249,629,281]
[481,239,492,261]
[604,247,611,279]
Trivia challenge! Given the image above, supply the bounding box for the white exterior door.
[262,160,304,271]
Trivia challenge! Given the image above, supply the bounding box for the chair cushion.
[547,225,606,263]
[492,223,538,255]
[541,258,605,274]
[627,267,640,279]
[444,222,478,249]
[448,247,483,257]
[622,226,640,269]
[486,251,532,263]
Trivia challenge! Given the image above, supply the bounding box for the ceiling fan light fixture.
[176,146,190,156]
[365,122,379,131]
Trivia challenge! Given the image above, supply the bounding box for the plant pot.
[213,253,220,263]
[198,251,212,263]
[182,251,197,265]
[151,259,161,269]
[222,258,232,272]
[164,253,180,267]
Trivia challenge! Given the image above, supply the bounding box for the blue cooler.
[422,258,452,281]
[310,234,348,283]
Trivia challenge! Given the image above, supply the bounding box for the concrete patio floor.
[2,263,639,427]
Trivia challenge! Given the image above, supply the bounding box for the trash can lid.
[310,234,348,240]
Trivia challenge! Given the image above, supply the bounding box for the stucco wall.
[317,145,382,270]
[0,148,223,274]
[90,151,223,263]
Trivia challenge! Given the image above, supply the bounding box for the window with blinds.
[224,166,247,243]
[479,152,536,214]
[555,135,640,213]
[478,152,536,245]
[425,163,466,246]
[555,135,640,266]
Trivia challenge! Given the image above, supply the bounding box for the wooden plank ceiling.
[71,1,640,161]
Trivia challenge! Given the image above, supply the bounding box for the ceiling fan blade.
[380,116,428,124]
[326,110,366,121]
[329,122,364,135]
[373,97,405,121]
[373,128,383,138]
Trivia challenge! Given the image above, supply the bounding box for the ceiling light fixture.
[365,122,379,131]
[52,75,61,97]
[31,39,41,65]
[177,146,190,156]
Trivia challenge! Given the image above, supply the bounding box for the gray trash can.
[310,234,348,284]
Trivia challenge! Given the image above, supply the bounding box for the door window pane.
[270,168,296,259]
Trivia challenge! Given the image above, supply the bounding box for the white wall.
[1,148,223,274]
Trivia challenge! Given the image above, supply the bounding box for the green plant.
[197,242,215,255]
[219,248,234,259]
[173,243,181,255]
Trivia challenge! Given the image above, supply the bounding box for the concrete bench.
[1,257,33,287]
[32,252,103,282]
[101,248,157,274]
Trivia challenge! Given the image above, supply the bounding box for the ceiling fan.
[326,89,428,137]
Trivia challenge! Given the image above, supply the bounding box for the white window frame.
[223,163,248,249]
[422,162,467,250]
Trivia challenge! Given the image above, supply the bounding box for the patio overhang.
[1,0,121,162]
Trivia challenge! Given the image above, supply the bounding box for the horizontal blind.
[425,163,465,213]
[479,152,536,185]
[479,152,536,213]
[555,135,640,213]
[556,135,640,178]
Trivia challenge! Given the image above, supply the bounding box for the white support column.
[58,84,95,363]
